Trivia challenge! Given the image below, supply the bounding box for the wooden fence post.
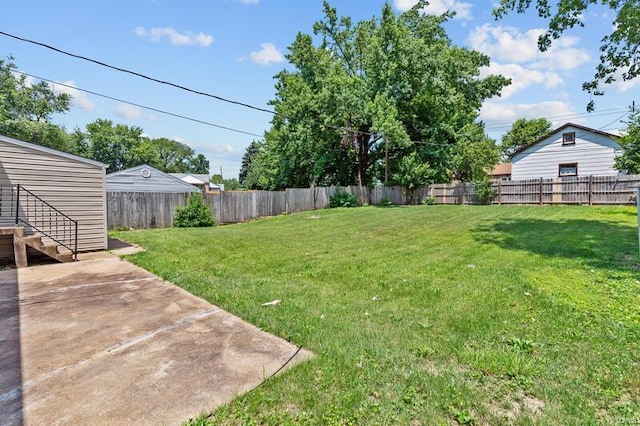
[498,179,502,205]
[539,177,543,205]
[588,175,593,206]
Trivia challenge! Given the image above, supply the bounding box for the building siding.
[107,165,200,193]
[0,136,107,258]
[511,125,620,180]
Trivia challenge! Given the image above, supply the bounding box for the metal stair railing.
[14,184,78,261]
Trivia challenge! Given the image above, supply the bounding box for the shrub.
[174,193,215,227]
[422,195,436,205]
[329,188,357,208]
[380,197,393,207]
[473,179,494,205]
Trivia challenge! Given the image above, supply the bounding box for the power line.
[0,30,277,116]
[2,30,631,145]
[506,111,630,158]
[15,70,264,138]
[0,30,378,137]
[16,68,631,154]
[483,107,630,130]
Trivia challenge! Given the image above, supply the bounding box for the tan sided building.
[0,134,107,264]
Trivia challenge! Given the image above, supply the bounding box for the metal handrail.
[14,184,78,260]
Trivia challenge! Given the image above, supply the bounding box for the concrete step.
[18,233,74,264]
[20,234,44,246]
[56,252,74,263]
[0,227,23,237]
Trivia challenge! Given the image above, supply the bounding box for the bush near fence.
[106,175,640,229]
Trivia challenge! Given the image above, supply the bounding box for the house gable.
[510,123,620,180]
[106,165,201,193]
[0,134,107,168]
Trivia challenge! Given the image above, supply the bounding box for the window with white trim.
[559,163,578,177]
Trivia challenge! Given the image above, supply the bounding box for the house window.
[559,163,578,177]
[562,132,576,145]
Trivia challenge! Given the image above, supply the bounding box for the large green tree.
[146,137,209,173]
[81,119,146,172]
[452,123,500,183]
[249,1,509,190]
[77,120,210,173]
[614,114,640,174]
[0,56,73,151]
[239,140,263,187]
[187,154,210,175]
[451,123,500,203]
[500,117,552,159]
[494,0,639,111]
[1,56,211,173]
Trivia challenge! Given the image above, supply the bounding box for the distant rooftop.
[169,173,211,184]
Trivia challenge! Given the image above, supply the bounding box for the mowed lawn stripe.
[113,205,640,425]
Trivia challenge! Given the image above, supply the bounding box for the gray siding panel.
[0,137,107,258]
[106,165,200,193]
[512,126,620,180]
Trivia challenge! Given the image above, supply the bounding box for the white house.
[510,123,621,180]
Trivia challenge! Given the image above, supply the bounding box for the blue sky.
[1,0,636,178]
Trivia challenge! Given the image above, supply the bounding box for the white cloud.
[174,137,241,161]
[480,100,584,128]
[18,74,95,112]
[605,67,640,93]
[211,144,239,157]
[115,104,154,120]
[469,24,589,70]
[50,81,96,112]
[610,78,640,93]
[481,63,563,98]
[249,43,284,66]
[135,27,213,47]
[393,0,472,20]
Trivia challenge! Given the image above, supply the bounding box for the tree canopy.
[1,56,210,175]
[493,0,639,111]
[239,140,263,188]
[76,119,210,173]
[0,56,73,151]
[246,1,509,190]
[614,114,640,174]
[500,117,552,159]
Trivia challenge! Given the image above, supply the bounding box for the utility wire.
[15,68,631,153]
[505,111,630,158]
[0,31,276,116]
[0,30,379,137]
[2,30,631,144]
[15,70,264,138]
[483,107,630,130]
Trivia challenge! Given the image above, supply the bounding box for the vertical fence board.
[105,174,640,230]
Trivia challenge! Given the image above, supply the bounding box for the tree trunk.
[357,133,369,187]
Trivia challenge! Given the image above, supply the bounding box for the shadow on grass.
[472,218,640,271]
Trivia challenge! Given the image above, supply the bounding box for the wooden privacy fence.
[107,174,640,229]
[108,187,333,229]
[430,174,640,206]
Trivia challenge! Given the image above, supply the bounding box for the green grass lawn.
[112,205,640,425]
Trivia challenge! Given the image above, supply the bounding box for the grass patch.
[112,205,640,424]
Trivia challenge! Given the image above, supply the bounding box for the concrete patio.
[0,251,312,425]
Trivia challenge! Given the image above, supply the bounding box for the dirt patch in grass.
[489,390,545,422]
